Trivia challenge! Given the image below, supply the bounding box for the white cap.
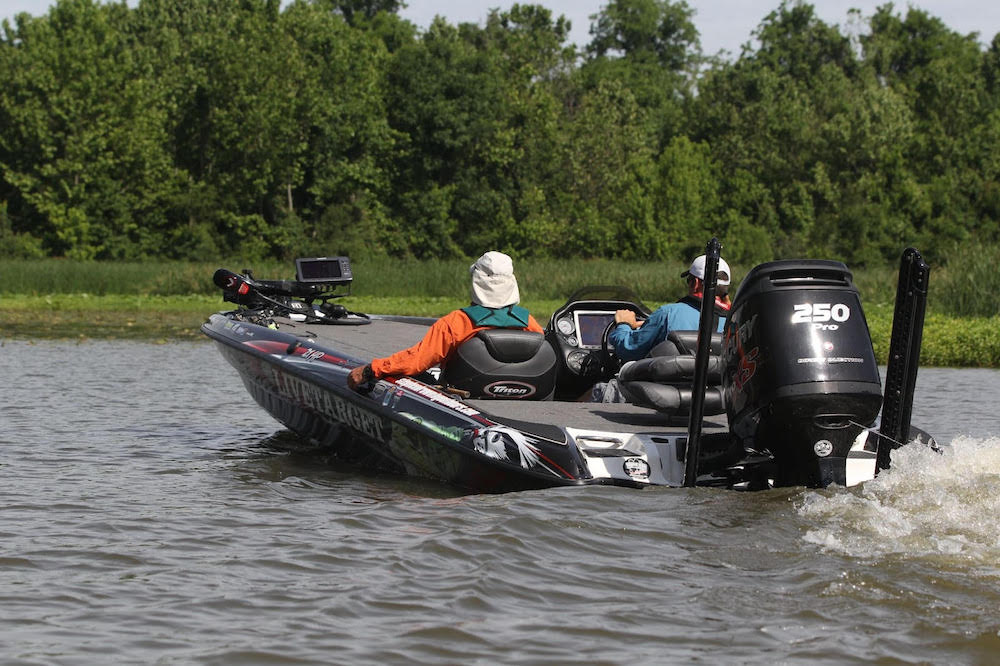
[470,251,520,308]
[682,254,731,286]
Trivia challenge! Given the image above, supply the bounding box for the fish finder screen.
[295,257,352,284]
[574,311,616,349]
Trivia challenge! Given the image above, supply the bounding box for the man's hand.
[347,364,374,391]
[614,309,641,329]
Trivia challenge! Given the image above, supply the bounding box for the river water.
[2,340,1000,664]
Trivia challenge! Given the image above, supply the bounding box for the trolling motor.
[213,256,370,326]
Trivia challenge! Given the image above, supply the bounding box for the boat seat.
[616,330,726,420]
[442,329,558,400]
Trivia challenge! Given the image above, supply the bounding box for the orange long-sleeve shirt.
[369,308,544,379]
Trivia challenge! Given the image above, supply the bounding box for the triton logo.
[484,381,535,398]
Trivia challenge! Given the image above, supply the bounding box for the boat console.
[544,286,650,399]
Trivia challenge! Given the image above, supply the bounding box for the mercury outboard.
[721,260,884,487]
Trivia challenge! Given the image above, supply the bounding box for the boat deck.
[274,314,727,435]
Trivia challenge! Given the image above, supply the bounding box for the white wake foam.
[798,437,1000,564]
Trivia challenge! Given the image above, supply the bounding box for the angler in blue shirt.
[609,255,732,361]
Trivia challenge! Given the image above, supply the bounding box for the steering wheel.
[600,319,624,377]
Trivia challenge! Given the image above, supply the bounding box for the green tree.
[383,19,493,257]
[476,5,575,256]
[279,1,404,259]
[653,135,723,258]
[2,0,999,265]
[587,0,698,70]
[384,10,574,258]
[0,0,183,259]
[316,0,405,26]
[862,4,992,252]
[752,0,857,80]
[151,0,316,260]
[581,0,700,145]
[691,2,932,265]
[556,79,657,259]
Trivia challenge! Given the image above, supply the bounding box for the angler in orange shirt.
[347,251,543,390]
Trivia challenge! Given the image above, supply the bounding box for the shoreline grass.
[3,254,997,365]
[0,257,902,305]
[3,252,995,316]
[2,293,998,367]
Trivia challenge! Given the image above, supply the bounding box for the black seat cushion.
[476,328,545,363]
[617,382,726,419]
[617,330,726,417]
[658,330,724,356]
[617,355,723,384]
[442,329,557,400]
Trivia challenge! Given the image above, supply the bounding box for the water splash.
[799,437,1000,566]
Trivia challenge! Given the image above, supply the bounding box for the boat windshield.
[560,286,647,311]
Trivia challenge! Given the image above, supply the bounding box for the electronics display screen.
[573,311,616,349]
[295,257,352,284]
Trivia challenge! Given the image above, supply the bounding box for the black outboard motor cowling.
[722,260,882,487]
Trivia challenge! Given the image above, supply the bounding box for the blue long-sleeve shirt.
[609,300,725,361]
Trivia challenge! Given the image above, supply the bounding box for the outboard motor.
[722,260,883,487]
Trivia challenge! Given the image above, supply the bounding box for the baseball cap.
[681,254,731,286]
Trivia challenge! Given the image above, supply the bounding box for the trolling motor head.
[213,268,258,305]
[213,257,354,305]
[722,260,883,487]
[212,257,369,325]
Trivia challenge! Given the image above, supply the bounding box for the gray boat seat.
[442,329,557,400]
[616,330,726,419]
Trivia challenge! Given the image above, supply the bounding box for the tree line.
[2,0,999,268]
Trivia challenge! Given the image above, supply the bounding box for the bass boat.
[201,241,936,493]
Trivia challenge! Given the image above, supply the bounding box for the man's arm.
[608,308,668,361]
[369,311,465,378]
[348,309,543,390]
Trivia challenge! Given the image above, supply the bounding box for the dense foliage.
[2,0,1000,271]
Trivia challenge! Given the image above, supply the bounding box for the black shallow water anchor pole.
[876,247,930,473]
[684,238,721,487]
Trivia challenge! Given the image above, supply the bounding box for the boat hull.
[203,315,623,493]
[202,310,909,493]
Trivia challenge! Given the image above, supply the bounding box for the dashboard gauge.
[566,350,588,373]
[557,317,575,336]
[567,336,578,348]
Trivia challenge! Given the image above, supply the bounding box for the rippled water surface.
[3,341,1000,664]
